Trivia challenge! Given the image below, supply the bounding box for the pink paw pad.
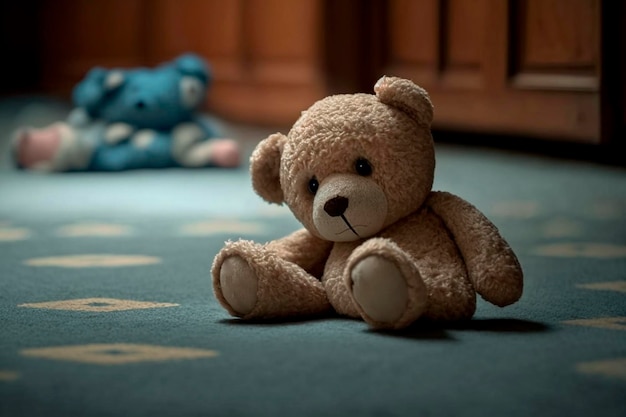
[14,125,64,169]
[210,140,241,168]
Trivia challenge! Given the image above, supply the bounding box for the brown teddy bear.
[211,76,523,330]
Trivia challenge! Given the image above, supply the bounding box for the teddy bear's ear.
[175,53,211,85]
[72,67,126,115]
[104,71,125,90]
[250,133,287,204]
[374,76,434,127]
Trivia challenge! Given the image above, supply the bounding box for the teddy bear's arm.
[266,228,334,279]
[103,123,135,145]
[426,191,523,307]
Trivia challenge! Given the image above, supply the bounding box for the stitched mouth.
[336,215,364,237]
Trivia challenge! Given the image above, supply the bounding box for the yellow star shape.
[21,344,218,365]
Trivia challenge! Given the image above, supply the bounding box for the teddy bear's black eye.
[308,177,319,195]
[355,158,372,176]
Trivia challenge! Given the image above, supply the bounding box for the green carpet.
[0,102,625,416]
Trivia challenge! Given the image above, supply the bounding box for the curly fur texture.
[212,76,523,330]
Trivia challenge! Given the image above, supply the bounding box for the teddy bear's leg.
[13,125,63,170]
[418,262,476,322]
[212,240,332,320]
[12,122,93,172]
[345,238,428,330]
[172,122,240,168]
[185,139,241,168]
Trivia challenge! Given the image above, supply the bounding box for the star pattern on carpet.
[490,201,539,219]
[180,219,265,236]
[56,222,133,237]
[0,225,31,241]
[532,242,626,258]
[563,317,626,331]
[540,217,583,238]
[576,358,626,381]
[24,254,162,268]
[0,371,20,382]
[20,344,218,365]
[576,281,626,294]
[18,297,178,312]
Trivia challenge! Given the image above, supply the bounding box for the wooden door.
[20,0,622,145]
[147,0,328,126]
[37,0,149,95]
[374,0,603,143]
[31,0,328,126]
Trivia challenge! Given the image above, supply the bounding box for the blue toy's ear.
[72,67,126,115]
[174,53,211,86]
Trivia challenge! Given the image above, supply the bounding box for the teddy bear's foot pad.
[187,139,241,168]
[220,256,259,315]
[351,255,409,326]
[13,124,65,170]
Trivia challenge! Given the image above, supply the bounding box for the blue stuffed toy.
[13,54,240,171]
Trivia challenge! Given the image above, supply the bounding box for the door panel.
[380,0,601,142]
[39,0,146,94]
[510,0,599,91]
[30,0,615,143]
[387,0,439,85]
[441,0,488,89]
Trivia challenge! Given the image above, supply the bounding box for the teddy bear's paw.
[219,255,259,316]
[205,139,241,168]
[177,138,241,168]
[350,255,411,328]
[171,123,241,168]
[12,122,80,172]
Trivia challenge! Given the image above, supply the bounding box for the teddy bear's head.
[251,76,435,242]
[72,54,210,130]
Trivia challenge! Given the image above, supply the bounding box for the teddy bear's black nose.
[135,100,146,110]
[324,196,349,217]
